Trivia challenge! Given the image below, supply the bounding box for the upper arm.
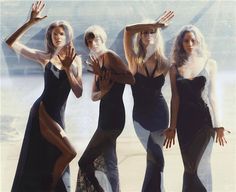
[11,41,49,66]
[207,59,217,100]
[169,64,178,97]
[123,28,137,74]
[106,51,130,74]
[73,55,83,78]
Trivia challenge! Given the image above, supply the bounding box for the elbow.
[5,39,13,48]
[75,89,83,98]
[129,76,135,85]
[126,72,135,85]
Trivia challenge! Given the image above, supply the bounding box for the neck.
[144,44,156,62]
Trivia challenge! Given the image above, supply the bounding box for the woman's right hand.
[29,0,47,24]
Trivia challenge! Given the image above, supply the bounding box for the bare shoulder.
[169,63,177,75]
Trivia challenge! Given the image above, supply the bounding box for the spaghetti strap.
[144,62,158,78]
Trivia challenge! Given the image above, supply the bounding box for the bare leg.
[39,102,76,190]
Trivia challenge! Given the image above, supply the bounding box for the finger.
[39,1,45,12]
[70,46,74,58]
[72,53,77,62]
[161,11,174,23]
[40,15,47,20]
[163,138,167,146]
[161,11,173,23]
[36,1,40,10]
[32,3,35,11]
[57,55,62,63]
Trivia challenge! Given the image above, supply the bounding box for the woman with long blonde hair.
[123,11,174,192]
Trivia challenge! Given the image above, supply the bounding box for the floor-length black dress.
[176,66,215,192]
[11,62,72,192]
[131,63,169,192]
[76,64,125,192]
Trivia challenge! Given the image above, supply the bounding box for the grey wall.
[1,0,236,75]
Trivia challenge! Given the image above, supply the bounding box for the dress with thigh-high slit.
[131,62,169,192]
[76,62,125,192]
[11,62,72,192]
[175,65,215,192]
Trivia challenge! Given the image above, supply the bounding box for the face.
[182,31,197,55]
[51,26,67,48]
[87,36,104,54]
[141,29,156,46]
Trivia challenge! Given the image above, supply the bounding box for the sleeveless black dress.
[131,63,169,192]
[12,62,71,192]
[76,64,125,192]
[176,66,215,192]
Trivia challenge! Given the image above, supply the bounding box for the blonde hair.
[84,25,107,47]
[45,20,74,54]
[171,25,210,67]
[134,28,167,70]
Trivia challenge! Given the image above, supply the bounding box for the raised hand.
[58,45,77,71]
[155,10,174,28]
[89,55,102,76]
[29,0,47,23]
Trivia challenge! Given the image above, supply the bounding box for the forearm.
[6,21,34,47]
[125,23,164,34]
[65,69,83,98]
[91,90,108,101]
[169,96,179,129]
[110,71,135,85]
[209,97,222,128]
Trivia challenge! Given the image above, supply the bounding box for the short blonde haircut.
[84,25,107,47]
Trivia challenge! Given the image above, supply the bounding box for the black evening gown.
[76,64,125,192]
[11,62,72,192]
[131,63,169,192]
[176,66,215,192]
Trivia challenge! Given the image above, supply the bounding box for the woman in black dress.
[165,25,228,192]
[6,1,82,191]
[123,11,174,192]
[76,25,134,192]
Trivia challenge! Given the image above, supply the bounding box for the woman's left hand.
[58,45,77,71]
[155,10,174,28]
[162,127,176,149]
[215,127,228,146]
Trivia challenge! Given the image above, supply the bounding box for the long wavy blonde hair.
[171,25,210,67]
[134,28,167,70]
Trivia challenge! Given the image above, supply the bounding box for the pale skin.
[163,31,228,148]
[86,35,135,101]
[6,1,82,190]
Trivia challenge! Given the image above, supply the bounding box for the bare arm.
[5,1,49,65]
[207,59,227,146]
[163,65,178,148]
[91,74,111,101]
[58,46,83,98]
[105,51,135,85]
[169,65,179,130]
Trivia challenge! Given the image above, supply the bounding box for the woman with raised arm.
[164,25,228,191]
[6,1,82,191]
[76,25,134,192]
[123,11,174,192]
